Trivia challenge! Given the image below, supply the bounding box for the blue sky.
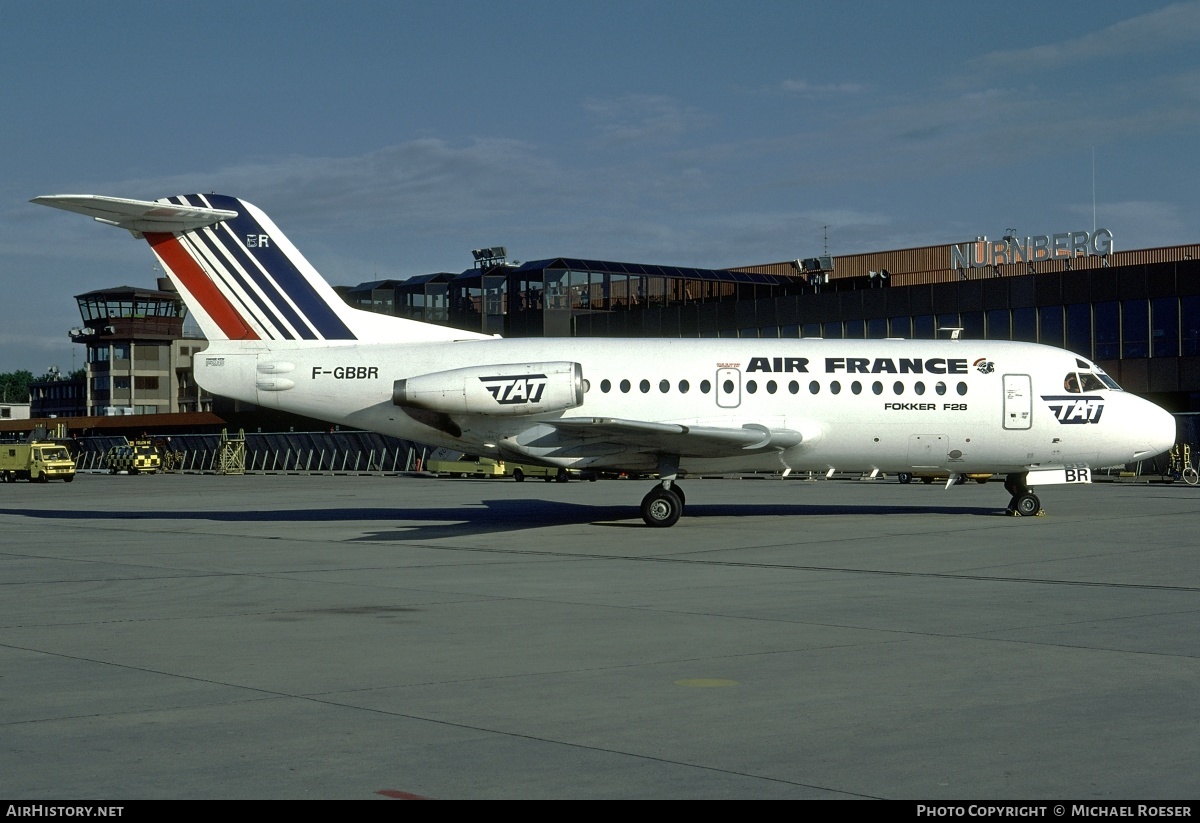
[3,0,1199,374]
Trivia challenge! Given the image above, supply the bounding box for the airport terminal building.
[343,228,1200,415]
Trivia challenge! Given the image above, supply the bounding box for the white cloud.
[1075,200,1193,249]
[582,94,708,147]
[103,140,568,225]
[780,79,865,98]
[977,2,1200,72]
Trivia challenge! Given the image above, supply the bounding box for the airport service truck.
[425,454,586,482]
[0,441,76,483]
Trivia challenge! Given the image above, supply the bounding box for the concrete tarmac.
[1,472,1198,800]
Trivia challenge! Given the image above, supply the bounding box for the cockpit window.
[1064,370,1120,392]
[1094,368,1122,390]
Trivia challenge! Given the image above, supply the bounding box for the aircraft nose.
[1135,403,1176,460]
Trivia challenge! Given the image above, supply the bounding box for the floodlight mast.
[471,246,508,269]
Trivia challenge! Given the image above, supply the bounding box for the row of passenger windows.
[593,378,969,397]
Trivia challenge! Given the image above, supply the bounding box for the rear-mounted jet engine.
[393,361,584,416]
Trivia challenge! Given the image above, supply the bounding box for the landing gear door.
[1003,374,1032,430]
[716,368,741,409]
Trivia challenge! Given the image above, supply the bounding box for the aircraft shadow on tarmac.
[5,500,1006,541]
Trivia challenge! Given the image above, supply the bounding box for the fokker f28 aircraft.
[33,193,1176,526]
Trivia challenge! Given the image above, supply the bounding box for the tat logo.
[1042,395,1105,424]
[480,373,548,405]
[974,358,994,374]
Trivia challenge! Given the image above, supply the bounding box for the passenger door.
[716,368,741,409]
[1003,374,1032,430]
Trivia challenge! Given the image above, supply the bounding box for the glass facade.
[76,294,185,321]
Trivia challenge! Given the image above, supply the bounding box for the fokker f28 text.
[33,193,1176,526]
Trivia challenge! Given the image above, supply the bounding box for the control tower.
[70,283,209,415]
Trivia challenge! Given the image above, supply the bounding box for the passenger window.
[789,380,799,394]
[956,382,967,396]
[871,381,883,395]
[935,382,947,396]
[746,380,757,394]
[701,380,711,393]
[767,380,777,394]
[830,381,842,395]
[851,381,862,395]
[679,380,690,394]
[893,381,904,395]
[620,379,631,393]
[809,381,819,394]
[659,379,670,393]
[601,379,611,393]
[914,382,926,395]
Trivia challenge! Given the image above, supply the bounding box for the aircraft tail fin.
[32,193,487,344]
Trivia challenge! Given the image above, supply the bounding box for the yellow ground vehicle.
[426,454,587,482]
[426,454,508,478]
[106,439,161,475]
[0,441,76,483]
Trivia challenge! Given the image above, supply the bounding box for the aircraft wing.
[549,417,804,457]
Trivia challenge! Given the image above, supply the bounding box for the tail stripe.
[202,223,316,340]
[184,194,357,340]
[145,233,260,340]
[180,226,295,341]
[168,196,310,341]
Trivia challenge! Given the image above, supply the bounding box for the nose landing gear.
[1005,472,1044,517]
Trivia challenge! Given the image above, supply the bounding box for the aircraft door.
[1003,374,1033,430]
[716,368,741,408]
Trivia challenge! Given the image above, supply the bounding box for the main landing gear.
[1004,472,1043,517]
[641,455,685,527]
[641,483,684,527]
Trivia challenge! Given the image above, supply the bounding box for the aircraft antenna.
[1092,146,1097,233]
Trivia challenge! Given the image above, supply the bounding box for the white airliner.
[33,193,1177,526]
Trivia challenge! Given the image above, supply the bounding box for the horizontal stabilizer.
[31,194,237,235]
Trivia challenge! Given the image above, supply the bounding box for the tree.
[0,370,35,404]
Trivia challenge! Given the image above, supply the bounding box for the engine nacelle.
[393,361,584,417]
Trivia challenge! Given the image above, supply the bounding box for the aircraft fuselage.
[197,336,1171,477]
